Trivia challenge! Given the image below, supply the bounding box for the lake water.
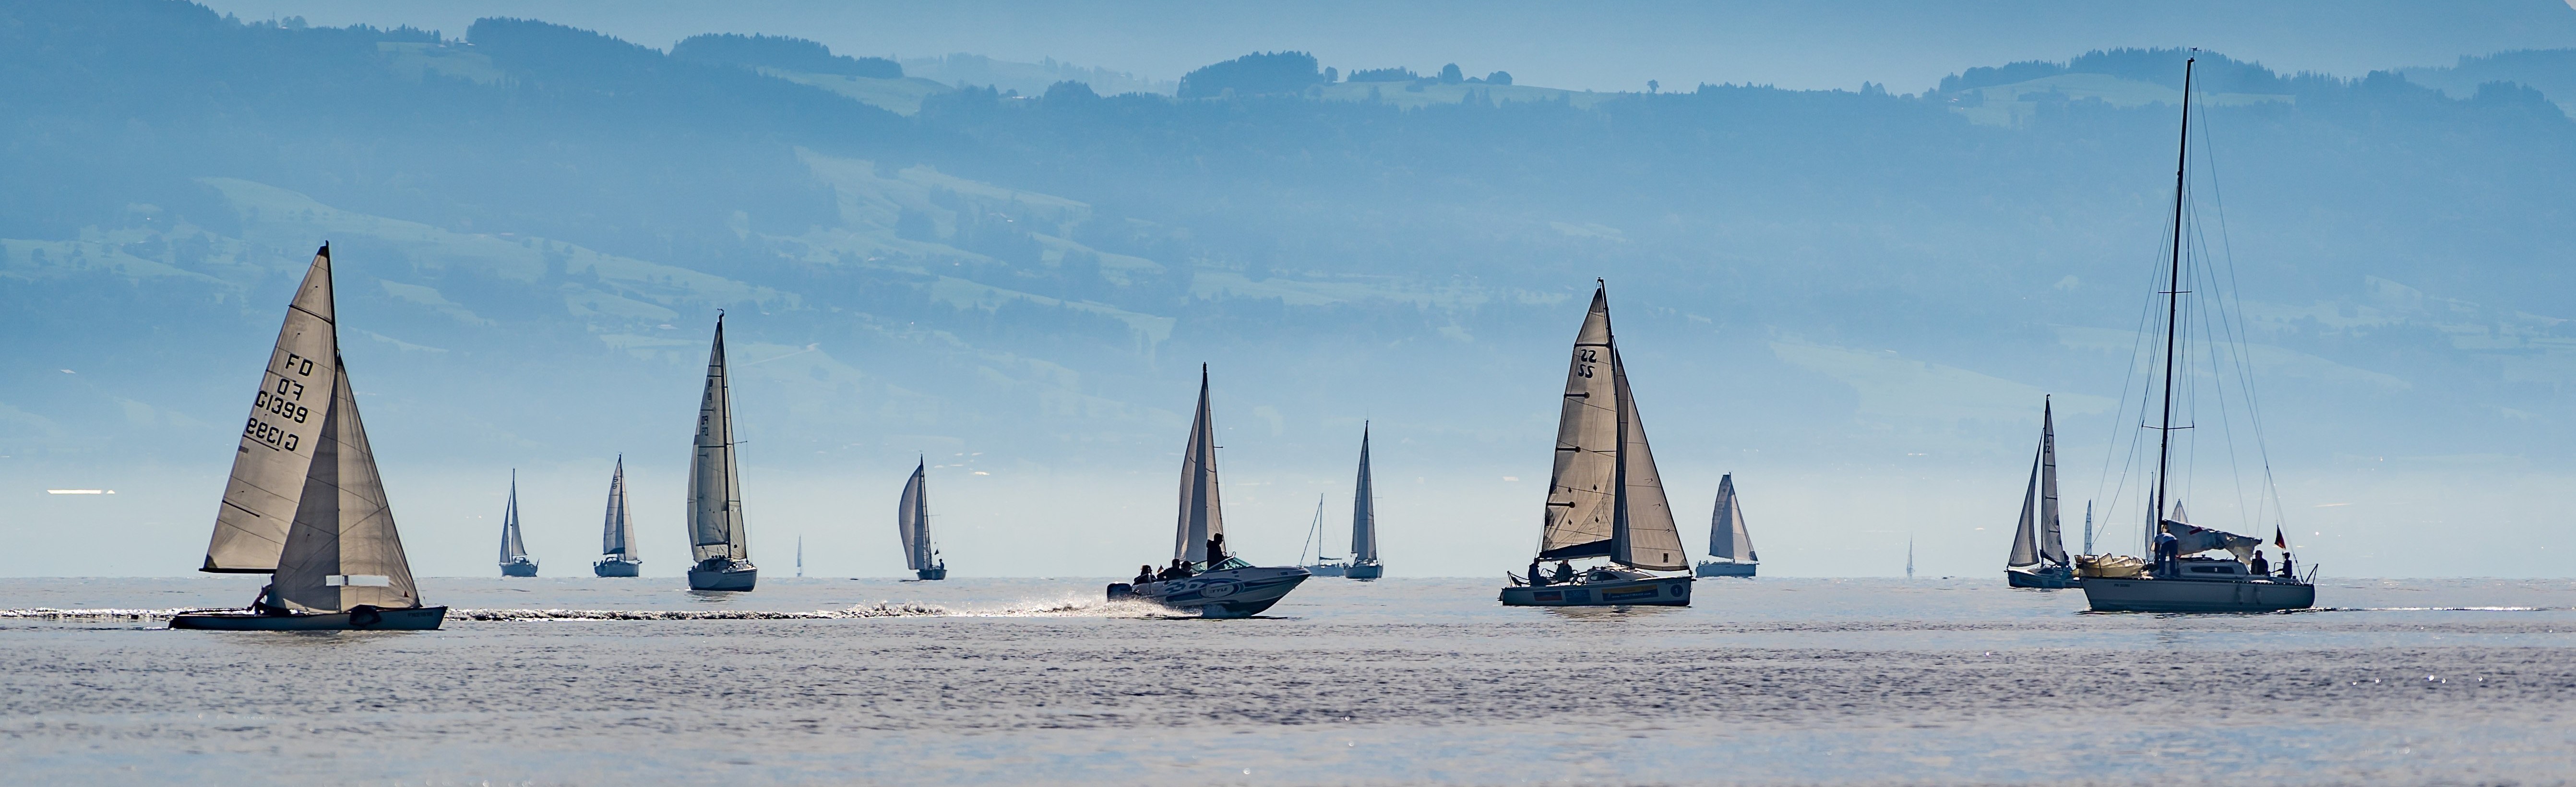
[5,575,2574,785]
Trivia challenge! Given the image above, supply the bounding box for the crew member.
[2249,550,2269,576]
[2278,552,2295,580]
[2153,531,2180,575]
[1527,559,1546,587]
[1207,533,1228,565]
[1134,565,1157,585]
[1552,560,1576,584]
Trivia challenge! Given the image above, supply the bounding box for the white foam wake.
[0,595,1173,623]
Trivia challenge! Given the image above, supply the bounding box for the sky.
[198,0,2576,93]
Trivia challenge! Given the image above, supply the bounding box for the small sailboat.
[898,459,947,580]
[1906,535,1915,579]
[593,456,641,576]
[498,470,539,577]
[684,314,757,592]
[172,244,446,631]
[2077,55,2313,613]
[1296,494,1347,577]
[1345,423,1384,579]
[1693,474,1759,577]
[1106,365,1311,617]
[1501,282,1693,607]
[2004,398,2075,588]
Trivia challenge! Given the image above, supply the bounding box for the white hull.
[500,558,538,578]
[1112,566,1311,618]
[1345,561,1383,580]
[1694,560,1755,578]
[593,558,641,577]
[2081,575,2313,612]
[688,561,757,591]
[1501,575,1692,607]
[1301,563,1347,577]
[171,605,447,631]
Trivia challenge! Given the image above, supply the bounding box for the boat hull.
[1112,566,1311,618]
[1501,575,1692,607]
[501,560,538,578]
[915,567,947,581]
[2006,565,2081,589]
[1694,560,1756,578]
[1344,562,1383,580]
[170,605,448,631]
[1301,563,1347,578]
[593,558,641,577]
[2081,576,2313,612]
[688,563,758,591]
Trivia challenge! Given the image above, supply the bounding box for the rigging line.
[2186,190,2254,531]
[2193,107,2292,534]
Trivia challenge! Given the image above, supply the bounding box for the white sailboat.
[1501,282,1693,607]
[2077,56,2313,613]
[173,244,446,631]
[685,314,757,592]
[1296,494,1346,577]
[498,470,538,577]
[898,459,947,580]
[1345,423,1384,579]
[1693,474,1759,577]
[1107,365,1312,617]
[593,456,641,576]
[2004,398,2075,588]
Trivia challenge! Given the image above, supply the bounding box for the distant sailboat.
[1345,423,1384,579]
[1106,365,1312,617]
[1296,494,1346,577]
[1501,282,1693,607]
[684,314,757,592]
[498,470,538,577]
[2004,397,2075,588]
[898,460,946,580]
[172,244,446,631]
[593,456,641,576]
[1693,474,1759,577]
[1906,535,1915,579]
[797,536,804,578]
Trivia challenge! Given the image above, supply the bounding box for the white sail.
[1608,349,1687,571]
[2007,447,2042,568]
[269,359,423,612]
[898,460,931,571]
[600,456,632,557]
[203,245,340,573]
[498,470,528,564]
[1173,365,1226,563]
[1707,474,1757,563]
[2037,398,2067,564]
[688,316,748,564]
[1350,424,1378,563]
[1539,286,1620,559]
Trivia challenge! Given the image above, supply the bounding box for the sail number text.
[242,352,320,451]
[1573,348,1599,378]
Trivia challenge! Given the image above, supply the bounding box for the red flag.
[2273,526,2288,550]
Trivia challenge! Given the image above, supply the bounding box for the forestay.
[1173,365,1227,562]
[270,363,422,612]
[688,317,748,563]
[203,246,340,573]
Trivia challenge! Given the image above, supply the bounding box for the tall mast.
[2151,55,2195,539]
[1602,280,1630,562]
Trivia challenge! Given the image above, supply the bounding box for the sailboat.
[498,470,538,577]
[1296,494,1347,577]
[1345,423,1384,579]
[172,244,446,631]
[1693,474,1759,577]
[898,459,947,580]
[593,456,641,576]
[2004,398,2075,588]
[1501,282,1693,607]
[2077,55,2313,613]
[1105,365,1312,617]
[684,314,757,592]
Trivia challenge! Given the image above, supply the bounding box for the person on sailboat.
[1552,560,1576,584]
[2249,551,2270,575]
[2153,531,2180,575]
[2278,552,2295,579]
[1526,559,1546,586]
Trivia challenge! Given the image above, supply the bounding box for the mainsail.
[1350,423,1378,563]
[499,470,529,565]
[600,456,633,558]
[689,316,749,564]
[1173,365,1226,562]
[899,460,932,571]
[203,245,340,572]
[1707,474,1757,563]
[267,356,422,612]
[2008,398,2068,568]
[1538,284,1686,571]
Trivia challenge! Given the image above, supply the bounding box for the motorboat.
[1104,365,1311,617]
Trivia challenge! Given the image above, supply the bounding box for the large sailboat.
[172,244,447,631]
[898,459,947,580]
[2077,56,2314,613]
[685,314,758,592]
[1501,282,1693,607]
[1344,423,1384,579]
[1106,365,1312,617]
[1693,474,1758,577]
[498,470,539,576]
[2004,398,2075,588]
[594,456,641,576]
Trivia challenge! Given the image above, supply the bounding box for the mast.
[2038,397,2065,565]
[2151,55,2195,544]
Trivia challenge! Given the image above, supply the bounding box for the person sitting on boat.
[1552,560,1576,584]
[2249,551,2270,576]
[1135,565,1157,585]
[1527,559,1547,586]
[1206,533,1228,564]
[2152,531,2179,575]
[2278,552,2295,579]
[1166,559,1195,579]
